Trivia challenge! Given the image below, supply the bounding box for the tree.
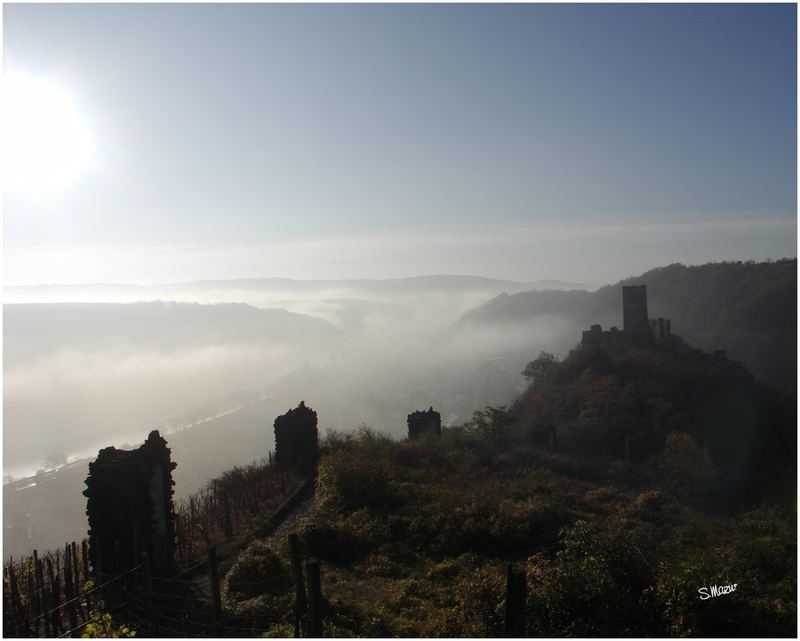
[522,352,559,387]
[466,406,512,440]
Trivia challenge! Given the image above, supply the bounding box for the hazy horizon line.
[3,273,592,289]
[4,256,797,294]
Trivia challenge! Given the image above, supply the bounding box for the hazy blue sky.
[3,3,796,286]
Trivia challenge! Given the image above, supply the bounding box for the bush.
[662,431,716,503]
[297,519,368,563]
[317,450,403,513]
[222,540,293,627]
[224,540,292,601]
[525,520,656,636]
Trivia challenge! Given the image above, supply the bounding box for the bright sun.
[2,72,94,194]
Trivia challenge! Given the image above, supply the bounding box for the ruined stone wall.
[84,430,177,579]
[650,317,672,342]
[407,407,442,439]
[274,401,318,474]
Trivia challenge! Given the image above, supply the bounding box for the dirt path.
[261,490,316,547]
[186,480,317,603]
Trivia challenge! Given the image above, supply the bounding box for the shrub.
[317,451,402,513]
[297,519,368,563]
[222,540,293,605]
[662,431,716,503]
[525,520,655,636]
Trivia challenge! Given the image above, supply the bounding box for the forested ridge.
[459,259,797,395]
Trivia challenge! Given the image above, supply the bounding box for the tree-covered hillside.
[242,341,797,637]
[458,259,797,395]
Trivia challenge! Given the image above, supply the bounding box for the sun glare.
[2,72,94,194]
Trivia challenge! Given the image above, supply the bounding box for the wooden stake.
[33,550,43,629]
[45,558,61,637]
[64,544,78,632]
[26,565,37,636]
[3,570,15,637]
[8,563,26,637]
[504,564,526,637]
[288,534,307,638]
[38,559,51,638]
[305,560,322,638]
[81,540,91,614]
[208,547,223,637]
[223,497,233,540]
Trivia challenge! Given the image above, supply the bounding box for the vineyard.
[3,454,306,637]
[174,455,301,562]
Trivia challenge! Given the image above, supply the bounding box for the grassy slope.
[225,343,796,637]
[280,430,794,637]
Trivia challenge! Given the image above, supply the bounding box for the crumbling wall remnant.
[274,401,319,474]
[407,407,442,439]
[83,430,177,579]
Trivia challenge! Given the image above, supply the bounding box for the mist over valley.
[4,261,794,561]
[2,5,795,635]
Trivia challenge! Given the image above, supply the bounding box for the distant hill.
[3,275,588,304]
[3,301,340,366]
[458,260,797,395]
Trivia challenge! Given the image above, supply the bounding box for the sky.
[2,3,797,287]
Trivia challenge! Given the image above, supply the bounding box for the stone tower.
[622,285,649,332]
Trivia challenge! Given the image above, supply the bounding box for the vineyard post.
[33,550,42,622]
[3,568,14,637]
[37,558,51,638]
[26,564,36,636]
[70,542,83,622]
[504,564,527,638]
[64,545,78,633]
[223,497,233,540]
[288,533,307,638]
[208,546,223,637]
[305,560,322,638]
[81,540,91,614]
[96,536,104,604]
[45,558,61,636]
[8,562,26,637]
[176,512,183,564]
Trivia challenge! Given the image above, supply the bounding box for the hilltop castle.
[581,285,675,350]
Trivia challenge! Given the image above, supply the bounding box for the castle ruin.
[581,285,674,350]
